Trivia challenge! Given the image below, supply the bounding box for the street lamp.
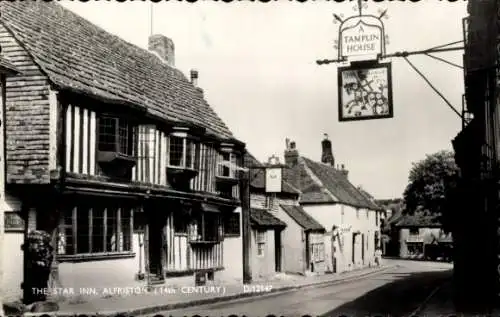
[0,57,19,316]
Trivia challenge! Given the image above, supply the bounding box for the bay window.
[168,135,199,170]
[57,205,134,259]
[97,115,137,180]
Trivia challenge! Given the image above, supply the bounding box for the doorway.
[305,233,310,271]
[148,213,164,278]
[274,229,282,272]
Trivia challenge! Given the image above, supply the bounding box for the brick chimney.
[148,34,175,67]
[321,133,335,166]
[284,138,299,167]
[190,69,199,86]
[340,164,349,178]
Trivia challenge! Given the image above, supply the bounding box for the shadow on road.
[320,270,452,317]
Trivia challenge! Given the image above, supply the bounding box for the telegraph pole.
[240,170,252,284]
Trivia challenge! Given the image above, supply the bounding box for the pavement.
[24,264,397,317]
[20,259,456,317]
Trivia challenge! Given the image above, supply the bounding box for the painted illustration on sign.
[338,62,393,121]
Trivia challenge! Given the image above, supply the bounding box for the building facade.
[282,135,383,274]
[246,152,326,277]
[0,1,246,302]
[452,0,499,310]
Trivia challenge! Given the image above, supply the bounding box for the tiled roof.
[244,152,300,195]
[250,208,286,228]
[279,204,325,232]
[284,156,381,210]
[0,1,234,139]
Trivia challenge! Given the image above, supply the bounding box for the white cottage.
[282,135,384,273]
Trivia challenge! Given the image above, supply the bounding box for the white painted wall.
[303,204,380,273]
[219,208,243,283]
[2,193,23,302]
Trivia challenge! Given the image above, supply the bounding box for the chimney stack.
[190,69,199,87]
[284,139,298,167]
[321,133,335,166]
[148,34,175,67]
[340,164,349,178]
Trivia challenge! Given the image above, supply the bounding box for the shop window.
[189,212,222,243]
[256,230,266,257]
[57,206,133,258]
[224,212,240,237]
[311,243,325,262]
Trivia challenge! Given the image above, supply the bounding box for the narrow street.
[153,260,452,317]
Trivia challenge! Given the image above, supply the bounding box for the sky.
[61,0,467,200]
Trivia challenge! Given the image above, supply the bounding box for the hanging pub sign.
[340,20,383,60]
[264,155,284,193]
[337,62,393,122]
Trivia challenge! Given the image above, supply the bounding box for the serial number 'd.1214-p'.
[243,284,274,293]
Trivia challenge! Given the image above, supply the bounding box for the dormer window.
[97,115,137,180]
[166,127,199,188]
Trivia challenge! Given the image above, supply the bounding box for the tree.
[403,150,459,231]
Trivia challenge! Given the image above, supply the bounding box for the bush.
[24,230,54,303]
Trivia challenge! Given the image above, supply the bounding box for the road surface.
[147,260,452,317]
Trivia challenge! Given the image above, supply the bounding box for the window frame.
[310,242,325,262]
[57,205,134,262]
[97,115,136,157]
[168,135,200,170]
[223,212,241,237]
[188,211,223,243]
[256,230,266,257]
[264,193,276,211]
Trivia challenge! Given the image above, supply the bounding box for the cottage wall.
[398,227,443,258]
[0,23,54,184]
[251,228,276,280]
[57,234,142,291]
[219,207,242,283]
[2,193,23,302]
[250,193,304,274]
[303,204,380,273]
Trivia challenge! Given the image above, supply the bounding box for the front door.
[274,229,281,272]
[148,213,164,278]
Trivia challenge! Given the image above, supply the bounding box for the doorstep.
[23,265,395,317]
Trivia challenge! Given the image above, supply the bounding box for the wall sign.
[5,211,24,232]
[338,62,393,122]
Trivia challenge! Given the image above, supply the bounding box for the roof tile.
[0,1,234,139]
[280,204,325,232]
[250,208,287,228]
